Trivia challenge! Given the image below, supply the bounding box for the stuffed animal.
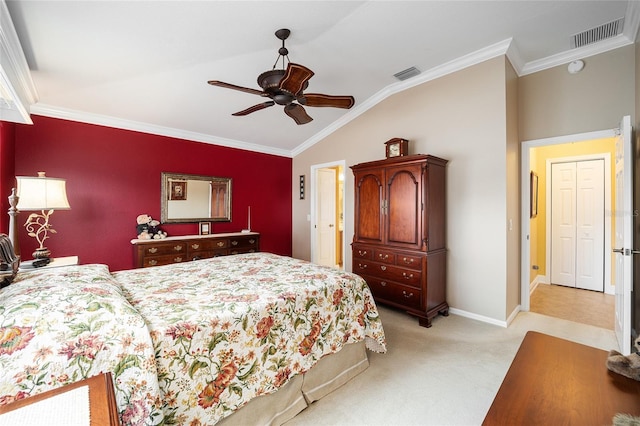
[136,214,167,239]
[606,336,640,381]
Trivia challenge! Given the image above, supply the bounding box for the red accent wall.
[13,116,292,271]
[0,121,16,236]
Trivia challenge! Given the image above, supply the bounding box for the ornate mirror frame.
[161,172,232,224]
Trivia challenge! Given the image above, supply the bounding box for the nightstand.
[19,256,79,271]
[0,372,120,426]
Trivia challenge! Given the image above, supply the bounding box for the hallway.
[530,283,615,330]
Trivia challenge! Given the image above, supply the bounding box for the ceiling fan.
[207,29,355,125]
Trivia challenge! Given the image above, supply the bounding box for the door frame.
[310,160,346,268]
[521,128,617,311]
[546,154,611,294]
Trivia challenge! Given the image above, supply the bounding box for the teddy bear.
[606,336,640,381]
[136,214,167,240]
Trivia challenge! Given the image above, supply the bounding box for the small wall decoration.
[199,222,211,235]
[299,175,305,200]
[169,180,187,200]
[530,171,538,218]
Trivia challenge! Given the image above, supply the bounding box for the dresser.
[351,154,447,327]
[131,232,259,268]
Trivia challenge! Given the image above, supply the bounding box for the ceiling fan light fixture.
[207,28,355,125]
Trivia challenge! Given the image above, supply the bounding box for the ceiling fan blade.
[208,80,265,97]
[279,63,314,96]
[284,103,313,125]
[232,101,275,116]
[300,93,355,109]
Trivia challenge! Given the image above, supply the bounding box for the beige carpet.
[285,305,618,426]
[530,283,615,330]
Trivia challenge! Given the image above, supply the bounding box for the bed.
[0,252,386,425]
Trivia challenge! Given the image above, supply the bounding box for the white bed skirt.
[217,341,369,425]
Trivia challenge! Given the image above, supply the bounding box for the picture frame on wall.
[199,222,211,235]
[530,171,538,218]
[169,181,187,200]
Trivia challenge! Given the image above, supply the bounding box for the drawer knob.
[402,291,414,298]
[378,253,389,260]
[174,257,183,262]
[358,263,367,269]
[380,265,387,271]
[173,245,183,252]
[217,242,225,247]
[191,243,200,250]
[231,241,239,246]
[148,247,158,254]
[249,239,255,244]
[402,272,414,280]
[402,257,415,265]
[148,260,157,266]
[380,281,387,287]
[358,250,367,256]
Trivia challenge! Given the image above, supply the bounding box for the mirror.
[161,172,232,223]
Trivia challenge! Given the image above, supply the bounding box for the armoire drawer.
[363,275,422,311]
[353,246,374,260]
[353,260,422,288]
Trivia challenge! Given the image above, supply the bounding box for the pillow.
[0,234,19,288]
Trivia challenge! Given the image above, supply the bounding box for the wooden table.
[0,372,120,426]
[483,331,640,425]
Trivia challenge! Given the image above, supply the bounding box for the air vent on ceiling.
[571,17,624,49]
[394,66,421,81]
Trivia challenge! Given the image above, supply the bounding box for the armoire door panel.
[354,171,384,243]
[387,166,422,248]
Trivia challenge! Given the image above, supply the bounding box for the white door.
[551,162,577,286]
[614,115,633,354]
[576,160,605,291]
[316,168,336,267]
[550,160,604,291]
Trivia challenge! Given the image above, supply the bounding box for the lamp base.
[32,247,51,261]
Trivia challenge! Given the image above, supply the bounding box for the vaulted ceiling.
[3,1,638,157]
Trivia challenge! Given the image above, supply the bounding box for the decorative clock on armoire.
[384,138,409,158]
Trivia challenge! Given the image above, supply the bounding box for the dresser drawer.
[395,253,422,271]
[363,275,422,311]
[188,239,227,252]
[353,260,422,288]
[143,254,187,267]
[142,242,187,256]
[229,236,259,249]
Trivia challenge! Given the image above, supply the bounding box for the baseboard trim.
[449,307,509,328]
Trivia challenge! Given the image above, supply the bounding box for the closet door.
[551,162,577,286]
[550,160,605,291]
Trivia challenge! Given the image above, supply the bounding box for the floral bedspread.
[0,264,164,426]
[112,252,386,425]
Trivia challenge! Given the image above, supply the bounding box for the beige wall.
[518,45,635,142]
[294,56,511,321]
[505,60,520,318]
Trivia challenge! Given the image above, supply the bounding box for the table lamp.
[16,172,70,261]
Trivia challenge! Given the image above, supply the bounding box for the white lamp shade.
[16,173,71,211]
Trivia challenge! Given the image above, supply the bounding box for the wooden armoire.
[351,154,448,327]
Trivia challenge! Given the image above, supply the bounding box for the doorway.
[522,131,617,325]
[310,161,345,269]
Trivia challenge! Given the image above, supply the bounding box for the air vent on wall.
[394,66,421,81]
[571,17,624,49]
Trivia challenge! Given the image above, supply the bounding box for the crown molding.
[30,104,293,158]
[0,0,38,124]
